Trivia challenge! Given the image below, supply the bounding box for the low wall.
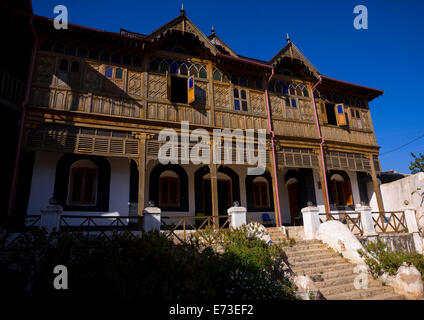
[358,233,417,254]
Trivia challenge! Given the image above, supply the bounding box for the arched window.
[115,68,123,79]
[111,53,121,64]
[252,177,270,208]
[213,69,222,81]
[100,50,110,62]
[282,83,289,95]
[67,159,98,206]
[170,62,179,74]
[303,86,309,97]
[296,85,303,96]
[291,98,297,108]
[71,61,79,73]
[289,84,296,95]
[159,171,179,207]
[239,76,247,87]
[330,173,353,206]
[59,59,68,71]
[65,45,76,56]
[105,66,113,78]
[231,75,238,85]
[180,64,188,75]
[199,68,207,79]
[77,46,88,58]
[89,48,99,60]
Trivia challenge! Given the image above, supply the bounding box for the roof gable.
[269,42,320,78]
[208,33,237,57]
[146,13,218,56]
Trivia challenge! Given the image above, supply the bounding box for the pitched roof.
[269,41,321,78]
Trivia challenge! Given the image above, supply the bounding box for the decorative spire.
[180,2,185,15]
[211,25,215,35]
[286,33,291,43]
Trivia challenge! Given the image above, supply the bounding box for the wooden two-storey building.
[17,9,385,227]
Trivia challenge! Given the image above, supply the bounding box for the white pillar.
[143,206,161,232]
[40,198,62,233]
[301,205,320,240]
[405,208,423,254]
[357,205,378,239]
[228,206,247,228]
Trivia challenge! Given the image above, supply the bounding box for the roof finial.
[180,2,185,15]
[211,25,215,35]
[286,33,291,43]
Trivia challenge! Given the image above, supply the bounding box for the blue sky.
[33,0,424,173]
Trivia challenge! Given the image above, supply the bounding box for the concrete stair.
[267,227,404,300]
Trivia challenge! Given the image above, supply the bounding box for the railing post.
[301,205,320,240]
[405,208,423,254]
[228,205,247,228]
[142,206,161,233]
[357,204,378,239]
[40,198,62,233]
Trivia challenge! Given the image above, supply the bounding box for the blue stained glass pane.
[115,68,123,79]
[282,84,289,94]
[241,90,246,99]
[337,104,344,114]
[188,77,194,88]
[234,99,240,110]
[105,66,113,78]
[233,88,239,98]
[291,99,297,108]
[170,63,179,74]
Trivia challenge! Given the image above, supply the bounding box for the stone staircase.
[267,227,404,300]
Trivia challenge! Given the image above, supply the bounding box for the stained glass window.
[291,99,297,108]
[213,70,222,81]
[296,86,303,96]
[170,63,179,74]
[289,85,296,95]
[180,64,188,75]
[199,68,207,79]
[105,66,113,78]
[303,87,309,97]
[282,83,289,95]
[189,66,198,77]
[115,68,123,79]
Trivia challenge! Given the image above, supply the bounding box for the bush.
[358,238,424,280]
[2,227,295,300]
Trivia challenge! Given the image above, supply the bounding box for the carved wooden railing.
[372,211,407,233]
[0,69,26,106]
[160,215,231,244]
[59,215,144,240]
[319,212,364,236]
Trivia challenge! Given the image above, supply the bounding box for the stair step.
[292,262,353,276]
[319,279,382,296]
[361,293,404,300]
[325,286,394,300]
[284,247,333,258]
[291,257,347,269]
[315,274,368,288]
[281,243,328,252]
[286,252,339,263]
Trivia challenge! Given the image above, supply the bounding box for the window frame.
[67,166,98,206]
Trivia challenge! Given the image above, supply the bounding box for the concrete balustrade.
[228,205,247,228]
[40,198,62,233]
[356,205,378,239]
[142,206,161,232]
[405,208,423,254]
[301,205,320,240]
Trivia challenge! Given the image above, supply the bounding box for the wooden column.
[209,163,219,228]
[316,149,330,214]
[268,149,280,227]
[137,133,147,217]
[368,154,385,212]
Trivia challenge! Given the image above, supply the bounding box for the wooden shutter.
[321,103,328,124]
[187,75,195,104]
[335,103,347,126]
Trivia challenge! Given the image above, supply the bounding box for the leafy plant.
[358,238,424,280]
[410,152,424,174]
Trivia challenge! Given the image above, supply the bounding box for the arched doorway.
[329,171,353,208]
[194,165,240,217]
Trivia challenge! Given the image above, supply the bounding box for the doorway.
[203,179,232,225]
[287,181,299,225]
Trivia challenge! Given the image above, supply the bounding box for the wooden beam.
[137,133,147,216]
[268,150,280,227]
[209,163,219,228]
[369,154,385,212]
[316,149,330,214]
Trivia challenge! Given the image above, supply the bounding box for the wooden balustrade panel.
[321,126,377,146]
[273,119,318,139]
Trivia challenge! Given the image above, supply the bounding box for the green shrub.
[2,227,295,300]
[358,238,424,280]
